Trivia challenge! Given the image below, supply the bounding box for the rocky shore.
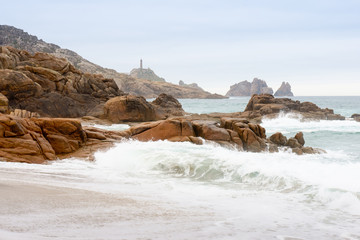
[0,46,347,164]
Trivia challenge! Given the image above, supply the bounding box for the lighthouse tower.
[140,59,143,69]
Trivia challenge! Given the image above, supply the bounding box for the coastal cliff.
[0,25,226,99]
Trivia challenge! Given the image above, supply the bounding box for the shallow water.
[0,97,360,239]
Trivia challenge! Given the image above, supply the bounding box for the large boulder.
[192,120,231,141]
[104,95,161,122]
[152,93,185,117]
[269,132,287,145]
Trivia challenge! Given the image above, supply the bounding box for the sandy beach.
[0,169,216,240]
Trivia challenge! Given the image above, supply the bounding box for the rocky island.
[274,82,294,96]
[226,78,273,97]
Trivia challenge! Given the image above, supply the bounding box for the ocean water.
[0,97,360,240]
[179,96,360,117]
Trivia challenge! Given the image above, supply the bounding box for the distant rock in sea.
[179,80,204,91]
[226,78,273,97]
[274,82,294,96]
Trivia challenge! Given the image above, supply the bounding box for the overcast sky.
[2,0,360,95]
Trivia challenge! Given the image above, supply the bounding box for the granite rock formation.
[0,113,322,164]
[151,93,185,117]
[0,25,226,99]
[103,95,161,123]
[226,78,273,97]
[0,46,124,117]
[179,80,204,91]
[241,94,345,121]
[124,117,321,155]
[0,113,126,163]
[274,82,294,96]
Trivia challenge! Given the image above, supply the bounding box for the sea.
[0,96,359,240]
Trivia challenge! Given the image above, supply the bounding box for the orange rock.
[192,120,230,141]
[269,132,287,146]
[133,120,182,141]
[104,95,161,123]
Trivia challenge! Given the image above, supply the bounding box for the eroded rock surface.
[0,113,125,163]
[0,46,124,117]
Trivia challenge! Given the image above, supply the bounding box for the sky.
[2,0,360,96]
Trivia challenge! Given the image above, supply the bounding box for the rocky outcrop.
[130,67,165,82]
[124,117,322,154]
[274,82,294,96]
[0,111,324,164]
[0,46,124,117]
[1,25,226,99]
[179,80,204,91]
[226,78,273,97]
[151,93,185,117]
[103,93,185,123]
[241,94,345,121]
[0,113,126,163]
[351,114,360,122]
[117,73,227,99]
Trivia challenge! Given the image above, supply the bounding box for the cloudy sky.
[2,0,360,95]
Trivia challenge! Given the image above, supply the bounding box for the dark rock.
[286,137,302,149]
[152,93,185,117]
[242,94,345,121]
[295,132,305,146]
[269,132,287,145]
[351,114,360,122]
[0,46,124,118]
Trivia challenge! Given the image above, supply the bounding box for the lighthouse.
[140,59,143,69]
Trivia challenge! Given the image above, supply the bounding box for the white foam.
[82,123,130,131]
[261,113,360,134]
[1,140,360,239]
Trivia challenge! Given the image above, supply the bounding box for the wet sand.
[0,179,214,240]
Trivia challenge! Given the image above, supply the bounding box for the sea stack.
[274,82,294,96]
[226,78,273,97]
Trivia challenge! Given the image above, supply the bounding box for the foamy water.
[1,97,360,239]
